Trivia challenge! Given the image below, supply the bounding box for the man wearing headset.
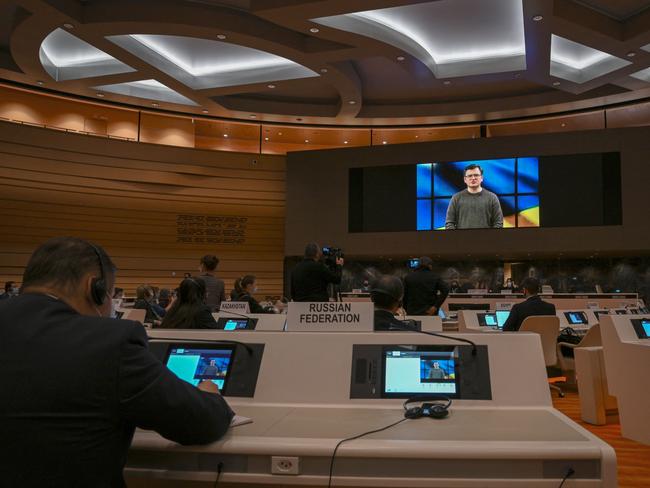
[0,237,233,487]
[371,274,409,331]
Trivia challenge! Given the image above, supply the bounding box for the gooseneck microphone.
[391,319,478,356]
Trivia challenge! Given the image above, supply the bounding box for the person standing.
[290,243,343,302]
[445,164,504,230]
[199,254,226,312]
[403,257,449,315]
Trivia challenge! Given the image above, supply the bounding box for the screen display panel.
[631,319,650,339]
[165,344,236,391]
[564,311,588,325]
[382,346,460,398]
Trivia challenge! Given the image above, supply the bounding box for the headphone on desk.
[88,243,108,306]
[403,395,452,419]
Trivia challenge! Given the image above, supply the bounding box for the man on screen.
[445,164,504,229]
[427,361,448,380]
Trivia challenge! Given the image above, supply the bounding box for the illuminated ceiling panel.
[314,0,526,78]
[630,66,650,82]
[39,28,134,81]
[94,79,198,106]
[107,34,318,89]
[550,35,630,84]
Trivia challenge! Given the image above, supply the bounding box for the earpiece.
[403,396,452,420]
[89,243,108,306]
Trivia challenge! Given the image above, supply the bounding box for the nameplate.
[496,302,514,310]
[220,301,250,314]
[286,302,374,332]
[468,289,488,294]
[587,302,600,309]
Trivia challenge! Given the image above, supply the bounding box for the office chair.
[557,324,602,384]
[519,315,563,397]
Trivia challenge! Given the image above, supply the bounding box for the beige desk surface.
[132,406,595,458]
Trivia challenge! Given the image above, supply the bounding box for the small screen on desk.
[495,311,510,328]
[564,311,588,325]
[165,345,235,390]
[114,311,124,319]
[215,317,256,330]
[477,312,497,327]
[631,319,650,339]
[382,346,459,398]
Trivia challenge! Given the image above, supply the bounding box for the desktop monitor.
[382,346,460,398]
[449,303,490,311]
[165,344,236,391]
[631,319,650,339]
[564,311,588,325]
[495,310,510,329]
[477,312,498,327]
[216,317,258,330]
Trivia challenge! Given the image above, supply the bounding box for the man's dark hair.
[201,255,219,271]
[418,256,433,270]
[304,242,320,259]
[370,275,404,309]
[464,164,483,176]
[22,237,115,293]
[4,281,15,293]
[521,277,540,295]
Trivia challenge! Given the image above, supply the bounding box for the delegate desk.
[599,314,650,445]
[125,328,616,487]
[213,312,286,331]
[444,293,638,314]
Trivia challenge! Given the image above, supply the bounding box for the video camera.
[321,246,344,268]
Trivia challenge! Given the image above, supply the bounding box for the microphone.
[391,319,478,356]
[150,337,254,355]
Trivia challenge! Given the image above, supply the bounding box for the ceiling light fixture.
[151,103,159,107]
[223,134,228,137]
[267,84,276,89]
[96,92,104,97]
[552,81,561,86]
[348,100,356,104]
[627,51,636,58]
[264,137,269,141]
[320,68,328,73]
[309,27,320,33]
[397,56,405,61]
[36,80,44,86]
[217,34,227,40]
[443,80,451,85]
[304,139,309,143]
[344,141,349,144]
[202,109,209,113]
[532,15,543,22]
[382,141,387,144]
[249,114,256,118]
[278,132,283,135]
[63,23,74,29]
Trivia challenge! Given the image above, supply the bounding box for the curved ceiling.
[2,0,650,125]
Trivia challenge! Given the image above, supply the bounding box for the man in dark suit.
[371,274,409,331]
[502,277,556,332]
[290,242,343,302]
[0,237,233,487]
[403,256,449,315]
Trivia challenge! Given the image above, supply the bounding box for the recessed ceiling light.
[348,100,356,105]
[223,134,228,137]
[249,114,256,118]
[561,123,566,127]
[626,51,636,58]
[415,135,419,138]
[443,80,451,85]
[382,141,387,144]
[151,102,159,107]
[532,15,543,22]
[63,23,74,29]
[397,56,405,61]
[320,68,328,73]
[278,132,283,135]
[202,109,209,113]
[552,81,561,86]
[344,140,349,144]
[36,80,44,86]
[267,84,276,89]
[264,137,269,141]
[217,34,227,40]
[304,139,309,143]
[96,92,104,97]
[309,27,320,33]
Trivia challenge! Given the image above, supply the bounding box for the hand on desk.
[198,380,221,394]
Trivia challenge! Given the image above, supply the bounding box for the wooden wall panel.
[0,121,287,299]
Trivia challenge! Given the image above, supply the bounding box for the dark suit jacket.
[0,293,233,487]
[502,295,556,332]
[290,259,341,302]
[374,309,406,331]
[403,269,449,315]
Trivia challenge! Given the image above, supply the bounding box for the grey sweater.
[445,189,504,229]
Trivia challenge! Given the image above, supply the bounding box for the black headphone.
[89,243,108,306]
[403,395,452,420]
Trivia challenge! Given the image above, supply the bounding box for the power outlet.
[271,456,300,475]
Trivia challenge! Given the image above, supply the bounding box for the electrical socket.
[271,456,300,475]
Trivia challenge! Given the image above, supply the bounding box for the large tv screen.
[349,152,621,232]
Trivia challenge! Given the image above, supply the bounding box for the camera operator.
[290,242,344,302]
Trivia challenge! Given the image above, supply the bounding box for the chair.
[556,324,602,384]
[519,315,563,397]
